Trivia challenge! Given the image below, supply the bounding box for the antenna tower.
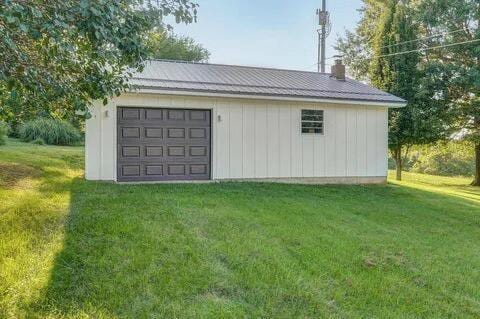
[316,0,331,73]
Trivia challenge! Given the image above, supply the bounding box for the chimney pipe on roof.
[330,57,346,81]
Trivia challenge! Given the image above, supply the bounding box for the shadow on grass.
[36,179,217,318]
[35,178,480,318]
[389,180,480,205]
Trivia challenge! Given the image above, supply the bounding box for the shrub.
[0,121,8,145]
[19,118,82,146]
[388,141,475,177]
[31,138,46,145]
[410,141,474,177]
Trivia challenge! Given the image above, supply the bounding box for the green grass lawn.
[1,139,479,318]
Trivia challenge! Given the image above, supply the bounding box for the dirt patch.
[362,250,409,269]
[0,162,41,187]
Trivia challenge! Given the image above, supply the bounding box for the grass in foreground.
[1,139,479,318]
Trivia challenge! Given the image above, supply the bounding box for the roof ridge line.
[131,77,392,97]
[145,59,334,76]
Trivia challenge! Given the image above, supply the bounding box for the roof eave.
[128,87,407,108]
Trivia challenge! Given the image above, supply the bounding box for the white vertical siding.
[346,107,358,176]
[85,94,389,181]
[377,108,389,176]
[229,102,243,179]
[356,106,368,176]
[324,107,336,176]
[334,108,347,177]
[216,102,230,178]
[100,102,116,180]
[266,105,280,178]
[254,105,268,178]
[290,105,303,177]
[242,104,255,178]
[366,108,379,176]
[313,130,326,177]
[278,106,292,178]
[85,100,102,180]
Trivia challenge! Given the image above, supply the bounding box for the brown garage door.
[117,107,211,182]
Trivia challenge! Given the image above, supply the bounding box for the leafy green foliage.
[0,0,198,124]
[372,1,451,180]
[338,0,479,183]
[146,30,210,62]
[389,141,475,177]
[0,121,8,145]
[335,30,370,81]
[370,2,424,146]
[30,137,45,145]
[19,118,82,146]
[415,0,480,184]
[411,142,475,177]
[336,1,454,180]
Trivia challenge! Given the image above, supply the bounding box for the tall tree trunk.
[473,115,480,186]
[473,32,480,186]
[472,141,480,186]
[393,146,403,181]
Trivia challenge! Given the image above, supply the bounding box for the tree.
[336,0,452,180]
[146,30,209,62]
[372,1,429,181]
[335,30,370,81]
[0,0,198,130]
[415,0,480,185]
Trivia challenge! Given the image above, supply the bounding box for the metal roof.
[129,60,406,105]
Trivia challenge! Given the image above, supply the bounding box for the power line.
[302,38,477,71]
[378,38,480,58]
[380,29,466,50]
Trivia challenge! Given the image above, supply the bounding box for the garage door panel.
[121,108,141,120]
[167,146,186,157]
[145,165,164,176]
[145,109,164,120]
[117,107,211,182]
[162,139,210,147]
[145,146,163,157]
[122,146,141,158]
[190,164,208,175]
[121,127,141,138]
[189,128,208,139]
[166,128,185,139]
[119,147,209,161]
[143,127,163,138]
[122,165,141,177]
[190,146,208,157]
[167,164,186,176]
[117,169,209,182]
[167,110,186,120]
[119,119,209,127]
[189,110,209,121]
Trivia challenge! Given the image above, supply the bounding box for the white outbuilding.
[85,59,406,184]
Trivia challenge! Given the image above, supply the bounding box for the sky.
[171,0,364,71]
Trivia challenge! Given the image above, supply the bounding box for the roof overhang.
[129,87,407,108]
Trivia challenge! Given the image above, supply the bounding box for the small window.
[301,110,324,134]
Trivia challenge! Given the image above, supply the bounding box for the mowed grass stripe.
[0,139,479,318]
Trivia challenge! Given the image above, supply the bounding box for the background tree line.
[1,0,479,184]
[336,0,479,185]
[0,0,208,136]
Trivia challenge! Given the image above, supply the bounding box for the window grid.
[301,110,324,134]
